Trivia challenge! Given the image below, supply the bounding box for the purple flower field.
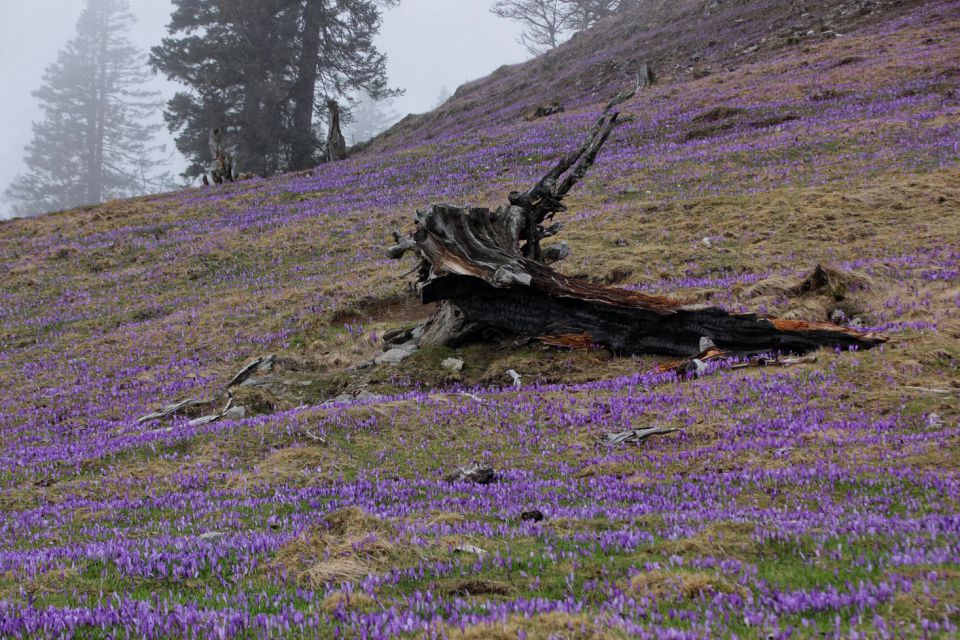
[1,0,959,637]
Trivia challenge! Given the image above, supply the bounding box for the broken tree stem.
[384,71,886,358]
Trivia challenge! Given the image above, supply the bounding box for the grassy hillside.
[0,0,958,637]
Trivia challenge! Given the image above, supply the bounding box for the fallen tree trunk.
[387,70,885,357]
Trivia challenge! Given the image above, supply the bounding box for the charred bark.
[387,71,885,357]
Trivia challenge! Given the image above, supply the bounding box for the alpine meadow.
[0,0,958,638]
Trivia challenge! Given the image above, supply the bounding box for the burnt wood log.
[387,71,886,358]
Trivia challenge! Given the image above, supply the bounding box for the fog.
[0,0,527,218]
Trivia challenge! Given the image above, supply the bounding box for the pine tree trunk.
[91,12,108,205]
[290,0,323,171]
[85,3,108,206]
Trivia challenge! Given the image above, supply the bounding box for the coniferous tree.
[6,0,170,217]
[434,85,452,109]
[151,0,398,178]
[345,94,399,144]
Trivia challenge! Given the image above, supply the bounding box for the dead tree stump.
[326,100,347,162]
[208,128,234,184]
[387,71,885,358]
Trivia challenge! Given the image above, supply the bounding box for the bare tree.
[491,0,578,56]
[568,0,640,30]
[492,0,642,55]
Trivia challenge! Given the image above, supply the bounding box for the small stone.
[701,237,713,248]
[848,317,865,330]
[520,510,545,523]
[199,532,225,542]
[927,413,944,429]
[689,358,710,378]
[699,336,717,352]
[446,463,496,485]
[441,358,464,372]
[356,390,383,402]
[222,406,246,420]
[375,346,417,365]
[453,544,488,557]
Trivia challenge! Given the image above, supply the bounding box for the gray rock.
[441,358,464,372]
[699,336,717,352]
[446,463,496,485]
[685,358,710,378]
[356,390,383,402]
[543,242,571,263]
[375,344,417,365]
[199,532,225,542]
[222,406,246,420]
[453,543,488,557]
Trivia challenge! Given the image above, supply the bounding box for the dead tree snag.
[326,100,347,162]
[387,71,885,358]
[208,128,234,184]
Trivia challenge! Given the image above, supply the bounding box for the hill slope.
[0,0,959,637]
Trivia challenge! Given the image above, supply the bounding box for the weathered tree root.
[387,70,885,358]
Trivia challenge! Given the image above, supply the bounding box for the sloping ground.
[0,0,958,637]
[367,0,934,152]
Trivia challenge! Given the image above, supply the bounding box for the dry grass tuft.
[323,506,386,537]
[442,578,515,597]
[272,507,396,587]
[662,521,759,559]
[230,445,330,488]
[741,264,875,322]
[630,569,747,600]
[426,511,466,527]
[320,590,379,613]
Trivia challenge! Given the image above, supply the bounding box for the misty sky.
[0,0,527,217]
